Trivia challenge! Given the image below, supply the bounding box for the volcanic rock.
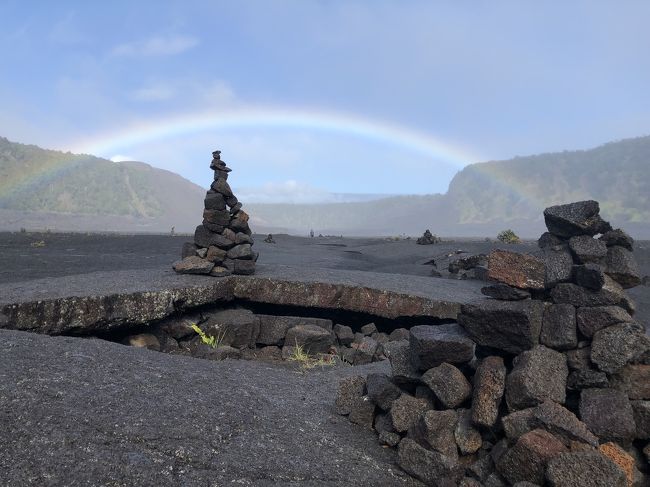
[204,192,226,210]
[409,323,475,371]
[567,369,609,390]
[537,246,574,288]
[383,340,421,386]
[576,305,634,338]
[481,284,531,301]
[538,232,566,249]
[455,408,482,455]
[540,304,577,351]
[366,373,402,411]
[487,250,546,290]
[421,363,472,409]
[124,333,160,351]
[579,388,637,444]
[496,429,567,485]
[334,324,354,346]
[204,308,260,349]
[193,225,235,250]
[389,394,431,433]
[545,451,627,487]
[458,299,543,354]
[543,200,611,238]
[172,256,214,275]
[410,409,459,460]
[590,323,650,374]
[449,254,487,274]
[609,365,650,400]
[550,276,626,308]
[471,356,506,428]
[605,245,641,288]
[397,438,462,487]
[505,346,568,410]
[181,242,197,259]
[569,235,608,264]
[284,324,334,355]
[599,229,634,251]
[574,263,606,290]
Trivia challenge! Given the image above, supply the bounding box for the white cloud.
[110,154,134,162]
[235,180,336,204]
[111,35,199,57]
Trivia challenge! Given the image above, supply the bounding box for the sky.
[1,0,649,203]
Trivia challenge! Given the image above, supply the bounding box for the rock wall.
[337,201,650,486]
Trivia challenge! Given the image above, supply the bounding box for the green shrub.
[496,229,521,244]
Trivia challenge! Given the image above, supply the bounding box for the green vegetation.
[189,323,227,349]
[287,341,335,369]
[496,229,521,244]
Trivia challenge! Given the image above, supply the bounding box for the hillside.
[0,137,205,233]
[249,135,650,237]
[1,135,649,237]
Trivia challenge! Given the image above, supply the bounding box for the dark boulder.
[538,232,566,249]
[609,364,650,400]
[605,246,641,289]
[421,363,472,409]
[631,400,650,440]
[409,323,476,371]
[550,276,625,308]
[573,263,606,290]
[458,300,543,354]
[194,225,235,249]
[284,324,334,355]
[366,373,402,411]
[505,346,568,410]
[540,304,577,351]
[537,246,574,288]
[335,376,366,415]
[569,235,608,264]
[579,388,636,444]
[181,242,197,259]
[409,409,459,460]
[389,394,431,433]
[204,192,226,210]
[545,451,627,487]
[543,200,611,238]
[590,323,650,374]
[334,324,354,346]
[383,340,421,386]
[599,229,634,251]
[397,438,462,487]
[576,305,633,338]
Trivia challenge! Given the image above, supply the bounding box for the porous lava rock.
[487,250,546,290]
[409,323,476,371]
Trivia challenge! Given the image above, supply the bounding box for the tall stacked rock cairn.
[337,200,650,486]
[173,150,256,276]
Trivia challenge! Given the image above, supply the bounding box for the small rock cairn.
[173,150,256,276]
[417,229,441,245]
[337,200,649,486]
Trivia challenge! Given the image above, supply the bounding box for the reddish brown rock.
[598,443,635,487]
[487,250,546,290]
[496,429,567,484]
[471,356,506,428]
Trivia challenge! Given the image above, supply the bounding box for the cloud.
[110,35,199,57]
[235,180,336,204]
[110,154,134,162]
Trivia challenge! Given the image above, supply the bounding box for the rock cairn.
[173,150,256,276]
[417,229,441,245]
[337,200,649,486]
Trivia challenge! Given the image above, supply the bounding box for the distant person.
[310,229,314,238]
[264,234,276,244]
[170,226,175,236]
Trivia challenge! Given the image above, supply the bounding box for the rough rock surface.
[537,246,574,288]
[397,438,461,486]
[409,324,476,371]
[458,300,543,354]
[579,388,637,444]
[481,284,531,301]
[545,451,627,487]
[487,250,546,290]
[605,245,641,288]
[543,200,610,238]
[421,363,472,409]
[540,304,577,351]
[568,235,608,264]
[471,356,506,428]
[576,305,634,338]
[0,329,421,486]
[390,394,431,433]
[496,429,567,485]
[410,409,459,459]
[590,323,650,374]
[609,365,650,400]
[505,346,568,410]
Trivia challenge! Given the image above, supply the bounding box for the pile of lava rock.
[336,200,649,487]
[173,150,256,276]
[417,229,442,245]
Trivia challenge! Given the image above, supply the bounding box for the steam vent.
[173,150,256,276]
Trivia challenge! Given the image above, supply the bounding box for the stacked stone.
[337,201,649,487]
[173,150,256,276]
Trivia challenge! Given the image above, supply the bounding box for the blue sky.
[1,1,649,202]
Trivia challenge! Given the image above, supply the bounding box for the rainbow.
[72,106,481,169]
